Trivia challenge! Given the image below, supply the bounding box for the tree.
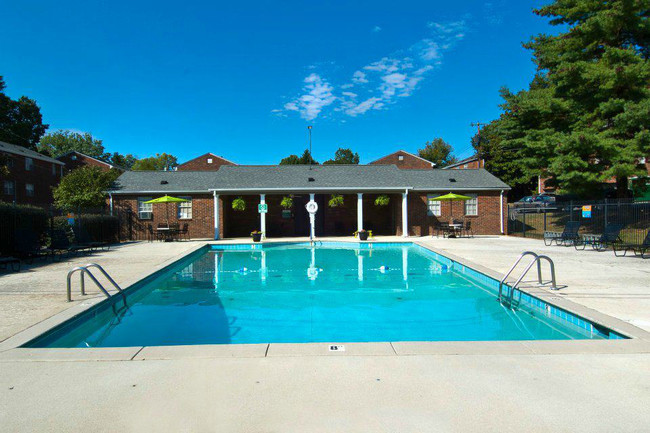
[487,0,650,197]
[323,148,360,165]
[53,166,121,210]
[0,76,48,150]
[417,138,458,167]
[131,153,178,171]
[38,130,106,158]
[279,149,318,165]
[108,152,137,170]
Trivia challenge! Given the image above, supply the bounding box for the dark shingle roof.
[109,165,510,194]
[0,141,65,165]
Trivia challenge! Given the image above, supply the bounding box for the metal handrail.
[66,263,123,302]
[498,251,558,304]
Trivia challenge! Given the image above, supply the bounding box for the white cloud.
[372,25,382,33]
[282,73,336,120]
[352,70,369,84]
[277,20,468,120]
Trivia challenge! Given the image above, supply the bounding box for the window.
[3,181,15,196]
[464,194,478,216]
[398,155,404,161]
[207,158,213,164]
[137,197,153,219]
[427,195,441,216]
[52,163,57,175]
[25,157,34,171]
[178,197,192,219]
[25,183,34,197]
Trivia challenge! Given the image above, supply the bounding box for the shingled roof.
[109,165,509,194]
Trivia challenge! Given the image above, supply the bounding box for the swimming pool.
[25,242,623,348]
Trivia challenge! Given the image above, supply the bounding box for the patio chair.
[613,231,650,259]
[147,224,157,242]
[543,221,581,246]
[574,223,624,251]
[463,220,474,238]
[75,227,110,251]
[439,222,452,238]
[0,255,21,272]
[179,223,190,240]
[431,221,442,238]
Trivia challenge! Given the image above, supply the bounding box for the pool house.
[108,165,510,240]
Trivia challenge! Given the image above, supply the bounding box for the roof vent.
[449,178,457,182]
[160,180,168,185]
[308,177,315,182]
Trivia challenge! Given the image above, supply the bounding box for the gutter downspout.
[499,190,504,235]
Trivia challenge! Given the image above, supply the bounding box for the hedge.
[0,202,48,254]
[53,214,120,244]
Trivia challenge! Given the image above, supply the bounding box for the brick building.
[109,165,510,240]
[176,153,237,171]
[444,155,485,170]
[369,150,435,169]
[57,151,120,173]
[0,140,65,208]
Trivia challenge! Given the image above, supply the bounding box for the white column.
[260,250,267,284]
[358,254,364,282]
[109,193,113,216]
[213,192,220,240]
[260,194,266,239]
[357,193,363,232]
[402,247,408,281]
[402,190,409,237]
[309,193,316,240]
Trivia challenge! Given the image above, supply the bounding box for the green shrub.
[53,214,119,243]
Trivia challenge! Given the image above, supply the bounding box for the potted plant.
[355,229,369,241]
[232,197,246,211]
[328,194,344,207]
[374,194,390,206]
[251,230,263,242]
[280,196,294,209]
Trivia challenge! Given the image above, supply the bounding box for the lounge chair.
[0,255,21,272]
[543,221,581,246]
[13,230,47,263]
[75,227,110,251]
[574,223,624,251]
[49,229,91,258]
[613,231,650,259]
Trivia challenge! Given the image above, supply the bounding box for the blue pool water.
[26,242,621,348]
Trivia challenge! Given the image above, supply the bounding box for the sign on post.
[258,203,268,214]
[582,205,592,218]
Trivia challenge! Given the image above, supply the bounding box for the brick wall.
[370,151,434,170]
[113,190,507,240]
[177,153,236,171]
[395,191,507,236]
[0,152,63,208]
[449,159,484,169]
[57,152,114,173]
[114,194,219,240]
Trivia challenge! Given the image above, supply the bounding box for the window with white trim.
[178,196,192,219]
[25,183,34,197]
[25,157,34,171]
[138,197,153,220]
[427,194,441,216]
[3,181,15,196]
[464,194,478,216]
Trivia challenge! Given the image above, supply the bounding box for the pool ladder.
[498,252,558,307]
[66,263,124,302]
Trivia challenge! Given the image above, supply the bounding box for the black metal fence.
[508,199,650,244]
[0,202,121,257]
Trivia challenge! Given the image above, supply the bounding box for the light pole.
[307,125,313,170]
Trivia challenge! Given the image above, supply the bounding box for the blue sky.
[1,0,554,165]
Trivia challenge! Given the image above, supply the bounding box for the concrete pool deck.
[1,236,650,431]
